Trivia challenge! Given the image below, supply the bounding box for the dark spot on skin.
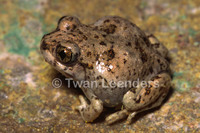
[68,33,76,37]
[130,23,136,27]
[149,67,153,73]
[96,75,103,80]
[71,24,77,31]
[96,54,99,61]
[133,71,136,76]
[68,67,73,70]
[99,41,107,46]
[78,29,83,34]
[80,63,93,69]
[126,42,132,47]
[102,34,106,38]
[56,34,62,37]
[123,26,127,30]
[51,47,55,52]
[104,78,108,83]
[52,40,56,43]
[140,51,148,63]
[116,76,119,79]
[107,49,115,60]
[137,42,147,63]
[64,67,68,71]
[143,36,150,47]
[149,96,152,101]
[145,87,151,95]
[102,24,117,34]
[157,59,160,63]
[94,26,98,30]
[83,35,88,40]
[154,43,160,48]
[130,88,136,93]
[123,59,127,64]
[61,30,67,33]
[135,95,141,103]
[135,40,148,63]
[104,19,110,23]
[78,39,83,43]
[129,70,131,76]
[87,52,92,57]
[94,108,98,113]
[52,60,57,67]
[114,19,120,23]
[68,17,74,21]
[94,97,98,100]
[151,75,161,81]
[66,26,70,30]
[41,41,48,50]
[94,35,99,39]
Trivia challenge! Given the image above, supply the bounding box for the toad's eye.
[56,46,75,64]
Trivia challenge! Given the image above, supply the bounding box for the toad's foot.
[75,95,103,122]
[106,109,137,125]
[105,109,129,125]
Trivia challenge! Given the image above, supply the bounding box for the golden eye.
[56,46,72,63]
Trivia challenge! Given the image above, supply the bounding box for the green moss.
[173,72,183,77]
[18,118,25,123]
[4,30,30,56]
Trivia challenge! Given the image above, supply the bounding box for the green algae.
[4,29,30,56]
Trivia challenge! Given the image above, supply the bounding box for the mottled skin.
[40,16,171,124]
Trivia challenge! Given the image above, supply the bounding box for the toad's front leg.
[75,88,103,122]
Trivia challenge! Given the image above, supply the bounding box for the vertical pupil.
[59,50,66,60]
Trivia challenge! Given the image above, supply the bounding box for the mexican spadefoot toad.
[40,16,171,124]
